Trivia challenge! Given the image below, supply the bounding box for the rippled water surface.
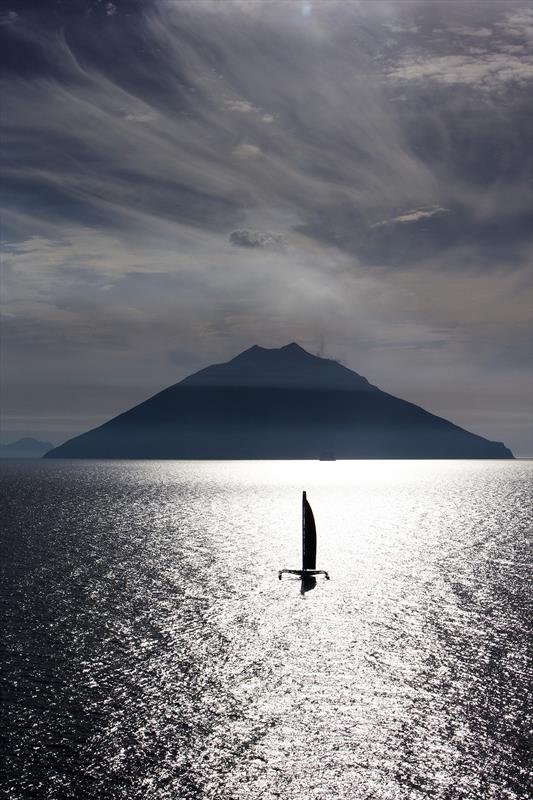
[1,460,531,799]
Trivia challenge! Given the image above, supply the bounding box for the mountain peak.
[232,342,310,360]
[0,437,54,458]
[181,343,372,390]
[281,342,306,353]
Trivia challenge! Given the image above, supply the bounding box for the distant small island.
[1,438,54,459]
[44,344,513,460]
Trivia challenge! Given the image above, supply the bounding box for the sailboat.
[278,491,330,581]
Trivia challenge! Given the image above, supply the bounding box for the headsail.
[302,491,317,570]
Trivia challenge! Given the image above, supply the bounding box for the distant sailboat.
[279,491,330,581]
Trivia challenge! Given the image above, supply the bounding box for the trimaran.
[279,491,330,582]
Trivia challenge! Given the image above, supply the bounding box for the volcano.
[44,343,513,459]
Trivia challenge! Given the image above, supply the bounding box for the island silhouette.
[1,438,54,459]
[44,343,513,459]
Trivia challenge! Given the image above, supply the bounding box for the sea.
[1,459,531,800]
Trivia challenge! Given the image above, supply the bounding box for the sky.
[1,0,532,455]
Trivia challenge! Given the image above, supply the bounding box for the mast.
[302,490,306,571]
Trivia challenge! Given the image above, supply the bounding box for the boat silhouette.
[279,491,330,582]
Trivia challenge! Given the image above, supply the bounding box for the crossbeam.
[278,569,330,580]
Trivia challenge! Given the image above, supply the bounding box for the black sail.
[302,491,317,570]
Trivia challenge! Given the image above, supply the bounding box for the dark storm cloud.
[1,0,532,453]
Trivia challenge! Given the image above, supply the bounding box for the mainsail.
[302,491,317,570]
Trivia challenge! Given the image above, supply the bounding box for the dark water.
[1,460,531,800]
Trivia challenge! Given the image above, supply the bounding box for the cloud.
[0,10,18,26]
[382,3,533,92]
[233,143,262,158]
[372,206,449,228]
[0,10,20,27]
[224,99,261,113]
[448,26,493,39]
[124,112,158,123]
[388,25,420,35]
[386,53,533,89]
[0,2,443,244]
[496,8,533,44]
[229,229,286,249]
[2,218,407,386]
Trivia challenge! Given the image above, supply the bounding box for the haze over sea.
[1,459,531,800]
